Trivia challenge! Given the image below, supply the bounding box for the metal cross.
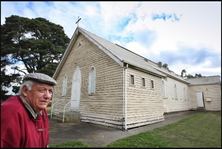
[76,16,81,27]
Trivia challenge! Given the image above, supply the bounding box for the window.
[174,84,178,99]
[162,80,166,98]
[150,79,154,89]
[62,75,67,96]
[77,41,82,47]
[141,77,146,87]
[88,67,96,94]
[184,87,187,100]
[130,74,135,85]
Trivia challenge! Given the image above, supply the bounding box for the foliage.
[181,69,186,77]
[186,73,204,78]
[157,61,169,70]
[157,62,203,78]
[1,15,70,100]
[49,112,221,148]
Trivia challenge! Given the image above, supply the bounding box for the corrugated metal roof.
[149,62,188,83]
[54,27,219,83]
[78,27,166,77]
[185,75,221,85]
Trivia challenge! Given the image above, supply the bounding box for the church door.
[71,66,81,110]
[196,92,204,107]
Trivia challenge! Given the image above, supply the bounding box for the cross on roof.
[76,16,81,27]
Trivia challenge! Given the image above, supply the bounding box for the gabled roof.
[53,27,166,79]
[185,75,221,85]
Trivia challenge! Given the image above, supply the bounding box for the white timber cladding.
[162,77,191,113]
[52,34,125,128]
[126,68,164,128]
[189,84,221,111]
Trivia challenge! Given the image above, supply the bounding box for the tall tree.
[157,61,169,70]
[162,63,169,70]
[1,15,70,76]
[181,69,187,78]
[1,15,70,99]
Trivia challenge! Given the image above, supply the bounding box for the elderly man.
[1,73,57,148]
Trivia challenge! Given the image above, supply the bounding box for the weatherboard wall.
[162,77,191,113]
[188,84,221,111]
[125,67,165,129]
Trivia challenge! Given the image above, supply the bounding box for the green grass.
[48,140,92,148]
[49,111,221,148]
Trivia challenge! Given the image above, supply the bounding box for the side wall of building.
[189,84,221,111]
[162,77,191,113]
[125,68,164,129]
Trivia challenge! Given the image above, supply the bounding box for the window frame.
[130,74,135,86]
[174,84,178,100]
[62,75,67,96]
[141,77,146,88]
[88,67,96,95]
[150,79,155,89]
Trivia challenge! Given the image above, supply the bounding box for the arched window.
[88,67,96,94]
[62,75,67,96]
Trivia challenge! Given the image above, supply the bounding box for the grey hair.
[18,80,34,95]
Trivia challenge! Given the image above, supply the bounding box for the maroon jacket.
[1,95,49,148]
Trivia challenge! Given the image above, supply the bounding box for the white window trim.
[184,87,187,100]
[141,76,146,88]
[88,67,96,95]
[150,79,155,89]
[129,73,135,86]
[174,84,178,100]
[62,75,67,96]
[162,79,166,98]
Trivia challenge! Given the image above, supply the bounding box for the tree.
[186,73,204,79]
[157,61,162,68]
[157,61,169,70]
[162,63,169,70]
[181,69,186,78]
[1,15,70,100]
[195,73,203,78]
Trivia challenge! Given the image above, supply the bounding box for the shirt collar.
[20,95,42,119]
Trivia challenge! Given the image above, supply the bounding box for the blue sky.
[1,1,221,77]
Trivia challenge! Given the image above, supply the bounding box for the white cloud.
[1,1,221,79]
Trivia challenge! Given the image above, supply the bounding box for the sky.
[1,1,221,78]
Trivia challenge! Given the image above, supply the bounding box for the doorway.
[196,92,204,107]
[71,66,81,110]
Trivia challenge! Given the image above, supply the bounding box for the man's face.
[24,82,53,113]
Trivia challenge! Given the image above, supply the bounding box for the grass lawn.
[49,111,221,148]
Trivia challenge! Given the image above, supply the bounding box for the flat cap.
[23,73,57,86]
